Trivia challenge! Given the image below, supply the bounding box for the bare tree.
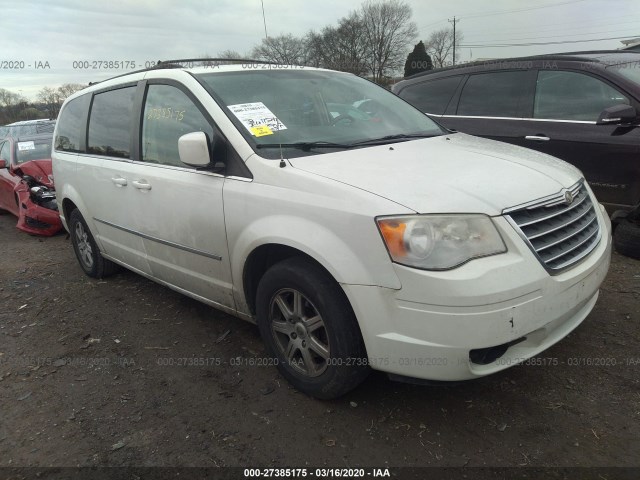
[217,50,243,59]
[37,86,62,118]
[252,34,307,65]
[0,88,27,123]
[426,28,463,68]
[307,12,369,75]
[197,52,240,67]
[57,83,86,100]
[360,0,417,83]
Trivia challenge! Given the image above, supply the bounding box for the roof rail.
[87,58,283,87]
[402,49,640,80]
[157,58,279,66]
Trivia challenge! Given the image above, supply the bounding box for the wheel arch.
[230,214,401,319]
[242,243,335,316]
[58,185,102,243]
[62,197,78,224]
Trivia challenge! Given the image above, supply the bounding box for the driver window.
[141,84,214,167]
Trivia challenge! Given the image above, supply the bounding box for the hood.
[14,159,54,188]
[288,133,582,215]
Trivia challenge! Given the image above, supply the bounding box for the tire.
[69,209,120,278]
[614,219,640,260]
[256,257,369,399]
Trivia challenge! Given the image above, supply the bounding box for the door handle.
[525,135,551,141]
[111,176,127,187]
[131,180,152,191]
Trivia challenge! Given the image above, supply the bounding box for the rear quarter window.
[55,95,90,153]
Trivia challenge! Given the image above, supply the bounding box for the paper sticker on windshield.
[228,102,287,136]
[17,141,35,151]
[250,125,273,137]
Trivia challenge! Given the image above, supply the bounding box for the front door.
[126,82,234,310]
[517,69,640,210]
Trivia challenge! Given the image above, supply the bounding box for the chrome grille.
[504,181,601,272]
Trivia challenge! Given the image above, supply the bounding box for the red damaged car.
[0,134,62,236]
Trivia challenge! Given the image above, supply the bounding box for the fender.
[230,214,402,314]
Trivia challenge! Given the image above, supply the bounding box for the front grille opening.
[505,182,601,272]
[469,337,526,365]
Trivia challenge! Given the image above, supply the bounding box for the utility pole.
[261,0,268,40]
[448,16,458,66]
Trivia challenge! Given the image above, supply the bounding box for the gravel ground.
[0,212,639,477]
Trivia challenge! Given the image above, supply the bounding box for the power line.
[463,15,640,38]
[464,27,640,43]
[419,0,589,31]
[461,34,639,48]
[461,0,588,20]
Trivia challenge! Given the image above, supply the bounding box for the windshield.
[196,69,445,158]
[15,139,52,164]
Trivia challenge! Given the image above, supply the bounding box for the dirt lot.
[0,212,639,475]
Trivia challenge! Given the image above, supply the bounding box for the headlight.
[376,214,507,270]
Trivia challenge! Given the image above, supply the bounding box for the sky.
[2,0,639,100]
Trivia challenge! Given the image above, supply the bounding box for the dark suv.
[393,51,640,258]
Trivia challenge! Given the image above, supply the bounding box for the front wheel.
[256,257,369,399]
[69,209,120,278]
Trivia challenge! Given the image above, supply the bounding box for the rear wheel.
[69,209,120,278]
[614,219,640,260]
[256,257,369,399]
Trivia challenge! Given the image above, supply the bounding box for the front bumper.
[342,205,612,381]
[15,190,63,237]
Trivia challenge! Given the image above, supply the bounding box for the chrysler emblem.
[564,190,574,205]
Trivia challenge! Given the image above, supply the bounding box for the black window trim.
[452,69,536,119]
[530,68,637,121]
[431,67,638,124]
[85,82,138,161]
[397,75,465,116]
[138,78,252,179]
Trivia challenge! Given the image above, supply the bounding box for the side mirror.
[596,104,637,125]
[178,131,212,168]
[0,159,7,169]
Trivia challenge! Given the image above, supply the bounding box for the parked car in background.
[393,51,640,258]
[0,119,56,138]
[0,133,62,236]
[53,60,611,399]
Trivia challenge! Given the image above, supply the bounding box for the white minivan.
[52,61,612,399]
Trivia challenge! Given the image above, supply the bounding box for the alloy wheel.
[74,221,94,269]
[269,288,330,377]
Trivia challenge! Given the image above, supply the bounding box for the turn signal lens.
[378,220,407,257]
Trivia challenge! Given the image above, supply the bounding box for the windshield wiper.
[256,141,352,151]
[255,133,441,151]
[350,133,441,146]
